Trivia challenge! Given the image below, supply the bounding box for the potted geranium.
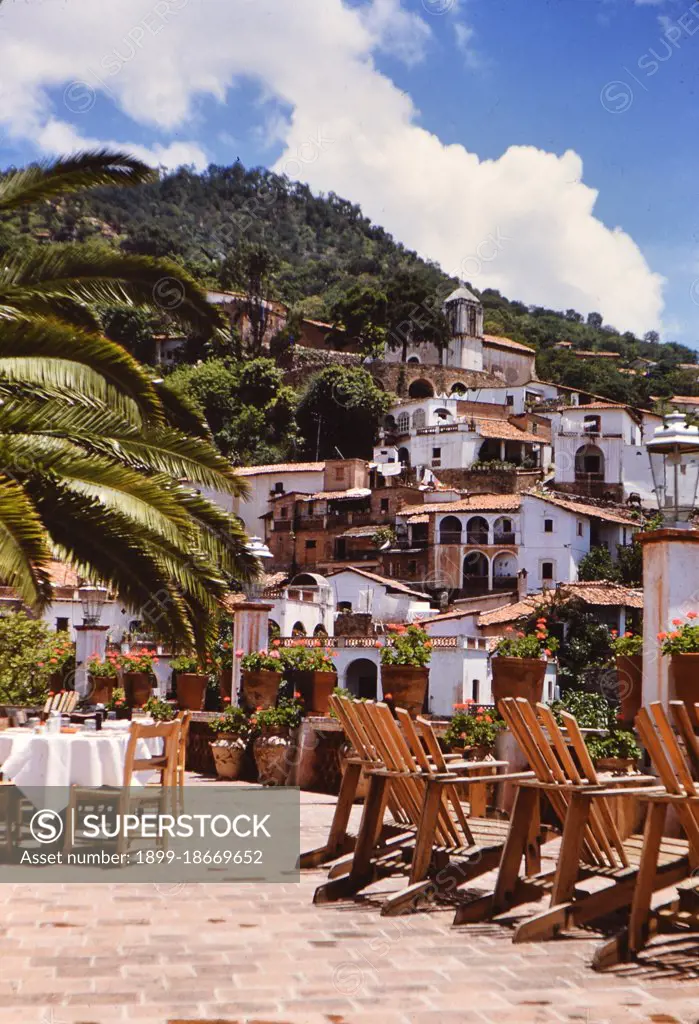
[143,696,176,722]
[658,612,699,725]
[105,687,130,720]
[209,703,251,780]
[252,697,304,786]
[238,648,283,712]
[86,654,118,705]
[491,616,558,704]
[117,649,157,708]
[170,653,209,711]
[379,624,432,717]
[610,630,643,724]
[444,703,504,761]
[280,640,338,715]
[586,729,642,775]
[46,632,75,693]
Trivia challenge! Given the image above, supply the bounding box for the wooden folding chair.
[314,700,530,911]
[594,701,699,969]
[64,719,181,855]
[454,698,667,934]
[300,695,408,869]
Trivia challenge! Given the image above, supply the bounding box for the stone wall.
[371,361,503,398]
[435,467,543,494]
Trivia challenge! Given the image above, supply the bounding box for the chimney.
[517,568,528,600]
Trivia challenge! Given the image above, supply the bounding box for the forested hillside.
[1,159,696,411]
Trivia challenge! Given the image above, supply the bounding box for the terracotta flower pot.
[290,670,337,715]
[615,655,643,723]
[209,738,246,780]
[241,670,282,712]
[87,675,116,706]
[491,656,546,705]
[381,665,429,717]
[123,671,153,709]
[176,672,207,711]
[253,726,293,785]
[670,653,699,727]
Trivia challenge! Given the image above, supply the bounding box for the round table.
[0,725,161,788]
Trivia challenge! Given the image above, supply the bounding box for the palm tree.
[0,150,257,648]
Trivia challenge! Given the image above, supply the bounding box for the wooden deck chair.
[300,695,408,869]
[314,700,528,910]
[594,701,699,969]
[454,697,665,932]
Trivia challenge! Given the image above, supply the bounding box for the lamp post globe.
[646,412,699,529]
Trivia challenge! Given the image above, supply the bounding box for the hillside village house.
[388,490,638,596]
[550,402,660,502]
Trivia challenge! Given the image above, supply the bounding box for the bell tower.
[443,285,484,371]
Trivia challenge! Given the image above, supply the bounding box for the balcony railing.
[439,532,463,545]
[466,532,489,545]
[493,532,516,545]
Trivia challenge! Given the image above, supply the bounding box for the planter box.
[241,670,282,713]
[491,657,546,705]
[290,670,337,715]
[381,665,429,717]
[87,675,116,706]
[176,673,207,711]
[209,739,246,780]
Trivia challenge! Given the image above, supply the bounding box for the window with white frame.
[396,412,410,434]
[541,560,555,581]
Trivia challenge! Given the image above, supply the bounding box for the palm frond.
[0,151,154,211]
[4,247,225,338]
[0,477,53,608]
[0,317,161,423]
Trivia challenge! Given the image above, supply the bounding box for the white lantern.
[647,412,699,527]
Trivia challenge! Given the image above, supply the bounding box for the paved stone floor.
[0,784,698,1024]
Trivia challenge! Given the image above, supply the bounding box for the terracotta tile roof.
[573,350,621,358]
[563,581,644,608]
[399,494,522,517]
[565,401,627,410]
[46,560,81,588]
[477,580,642,626]
[406,514,429,524]
[338,525,378,539]
[308,488,371,501]
[475,419,544,444]
[671,395,699,405]
[325,566,431,601]
[482,334,536,355]
[235,462,325,476]
[526,492,638,526]
[420,607,480,625]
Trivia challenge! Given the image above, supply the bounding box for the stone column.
[232,602,273,704]
[640,528,699,707]
[74,625,109,698]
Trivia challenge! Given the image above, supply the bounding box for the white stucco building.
[325,567,433,623]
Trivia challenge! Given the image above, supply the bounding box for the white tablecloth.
[0,727,162,788]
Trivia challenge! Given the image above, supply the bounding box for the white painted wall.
[267,586,335,637]
[202,467,326,537]
[327,570,432,623]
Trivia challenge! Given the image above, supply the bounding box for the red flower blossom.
[383,692,393,701]
[688,611,699,620]
[223,697,231,704]
[672,618,683,626]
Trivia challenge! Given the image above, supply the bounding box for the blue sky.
[1,0,697,344]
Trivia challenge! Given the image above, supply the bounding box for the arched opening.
[492,552,518,590]
[493,516,515,545]
[466,515,489,545]
[383,414,396,431]
[575,443,605,483]
[291,621,307,637]
[408,378,435,399]
[268,619,280,639]
[397,447,411,467]
[412,408,426,429]
[433,407,452,423]
[450,382,467,396]
[439,515,463,545]
[313,623,328,637]
[462,552,489,595]
[346,658,378,700]
[396,411,410,434]
[407,355,421,364]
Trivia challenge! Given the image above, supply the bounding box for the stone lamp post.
[231,537,274,704]
[74,584,110,698]
[641,412,699,707]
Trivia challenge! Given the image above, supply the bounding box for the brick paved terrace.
[0,783,698,1024]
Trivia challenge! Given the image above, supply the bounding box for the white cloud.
[453,20,482,69]
[0,0,664,333]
